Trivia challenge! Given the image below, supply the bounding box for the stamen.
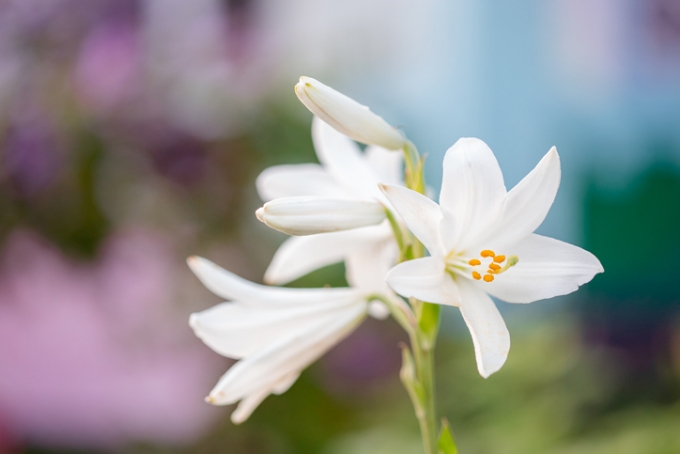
[488,263,501,271]
[472,271,481,280]
[480,250,495,258]
[468,259,481,266]
[483,274,494,282]
[493,255,506,263]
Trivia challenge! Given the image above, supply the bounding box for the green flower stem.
[411,313,439,454]
[393,142,441,454]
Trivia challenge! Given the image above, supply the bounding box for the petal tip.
[255,207,265,222]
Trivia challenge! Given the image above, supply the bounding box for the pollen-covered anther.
[483,274,494,282]
[468,259,481,266]
[480,250,495,258]
[472,271,482,280]
[493,255,506,263]
[488,263,501,271]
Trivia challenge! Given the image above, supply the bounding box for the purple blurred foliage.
[0,230,223,449]
[319,320,404,397]
[2,110,62,198]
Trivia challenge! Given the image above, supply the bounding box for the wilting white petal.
[256,196,386,236]
[457,279,510,378]
[296,77,406,150]
[208,303,366,405]
[439,138,506,250]
[475,147,561,251]
[256,164,347,201]
[480,234,604,304]
[312,117,384,200]
[386,257,461,306]
[188,256,359,305]
[380,184,445,255]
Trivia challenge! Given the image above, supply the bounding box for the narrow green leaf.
[438,419,458,454]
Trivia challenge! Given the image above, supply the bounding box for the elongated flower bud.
[295,76,406,150]
[256,196,386,236]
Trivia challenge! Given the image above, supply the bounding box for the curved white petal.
[475,147,561,251]
[479,234,604,304]
[256,164,348,201]
[256,196,386,236]
[297,78,406,150]
[365,145,404,186]
[188,256,358,305]
[312,117,383,200]
[263,226,387,285]
[208,303,366,405]
[230,387,270,424]
[439,138,506,250]
[189,297,362,359]
[457,279,510,378]
[345,238,397,294]
[386,257,461,306]
[380,184,445,255]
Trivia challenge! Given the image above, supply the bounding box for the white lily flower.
[187,256,368,424]
[256,117,403,301]
[255,196,386,236]
[381,138,604,378]
[295,76,406,150]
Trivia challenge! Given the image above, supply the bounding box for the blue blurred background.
[1,0,679,453]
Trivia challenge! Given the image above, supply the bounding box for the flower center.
[446,249,518,282]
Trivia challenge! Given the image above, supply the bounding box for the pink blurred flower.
[0,230,223,449]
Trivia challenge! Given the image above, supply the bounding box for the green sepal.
[437,419,458,454]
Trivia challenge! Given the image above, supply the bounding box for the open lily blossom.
[256,116,403,295]
[381,138,604,378]
[187,256,369,424]
[295,77,406,150]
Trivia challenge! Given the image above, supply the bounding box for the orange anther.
[483,274,494,282]
[480,250,495,258]
[489,263,501,271]
[494,255,506,263]
[468,259,481,266]
[472,271,482,280]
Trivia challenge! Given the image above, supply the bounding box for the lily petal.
[477,147,561,250]
[263,225,389,285]
[296,77,406,150]
[188,256,358,305]
[386,257,461,306]
[439,138,506,250]
[364,145,404,186]
[208,303,365,405]
[457,279,510,378]
[345,238,397,294]
[189,297,361,359]
[380,184,445,255]
[312,117,383,200]
[256,164,347,201]
[256,196,386,236]
[479,234,604,304]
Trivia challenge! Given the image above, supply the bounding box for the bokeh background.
[1,0,680,453]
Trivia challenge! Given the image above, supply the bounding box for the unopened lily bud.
[256,196,386,236]
[295,76,406,150]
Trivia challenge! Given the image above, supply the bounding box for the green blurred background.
[1,0,680,453]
